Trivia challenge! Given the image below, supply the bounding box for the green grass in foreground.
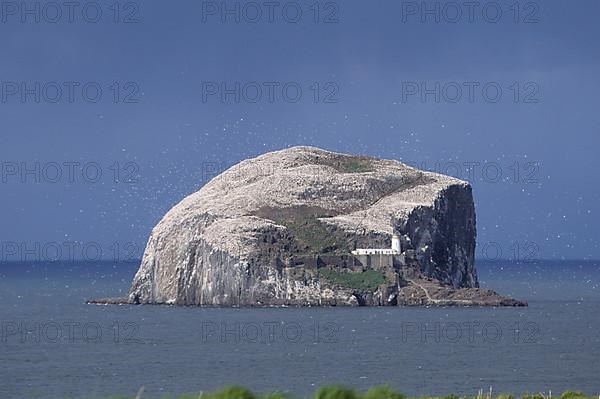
[102,386,595,399]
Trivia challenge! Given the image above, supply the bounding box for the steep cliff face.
[128,146,522,307]
[395,184,477,289]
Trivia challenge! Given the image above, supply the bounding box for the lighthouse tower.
[391,234,401,253]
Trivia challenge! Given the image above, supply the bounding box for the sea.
[0,260,599,398]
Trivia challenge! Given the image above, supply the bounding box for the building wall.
[352,249,400,255]
[288,253,405,272]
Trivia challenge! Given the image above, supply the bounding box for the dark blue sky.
[1,0,598,261]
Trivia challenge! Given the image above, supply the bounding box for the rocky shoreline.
[88,297,526,307]
[89,273,526,308]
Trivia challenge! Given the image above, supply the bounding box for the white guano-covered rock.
[128,146,486,307]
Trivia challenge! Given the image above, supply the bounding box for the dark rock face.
[127,146,523,307]
[396,184,477,289]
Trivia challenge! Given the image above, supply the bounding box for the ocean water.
[1,260,599,398]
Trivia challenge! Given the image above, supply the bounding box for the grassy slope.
[318,269,388,291]
[255,206,350,254]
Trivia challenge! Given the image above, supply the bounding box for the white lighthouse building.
[391,234,401,253]
[351,234,402,256]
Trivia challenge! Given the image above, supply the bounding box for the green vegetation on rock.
[308,153,374,173]
[281,214,343,253]
[318,269,388,291]
[333,158,373,173]
[256,206,350,254]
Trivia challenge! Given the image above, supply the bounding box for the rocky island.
[112,146,525,307]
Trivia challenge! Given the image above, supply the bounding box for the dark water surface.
[1,261,599,398]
